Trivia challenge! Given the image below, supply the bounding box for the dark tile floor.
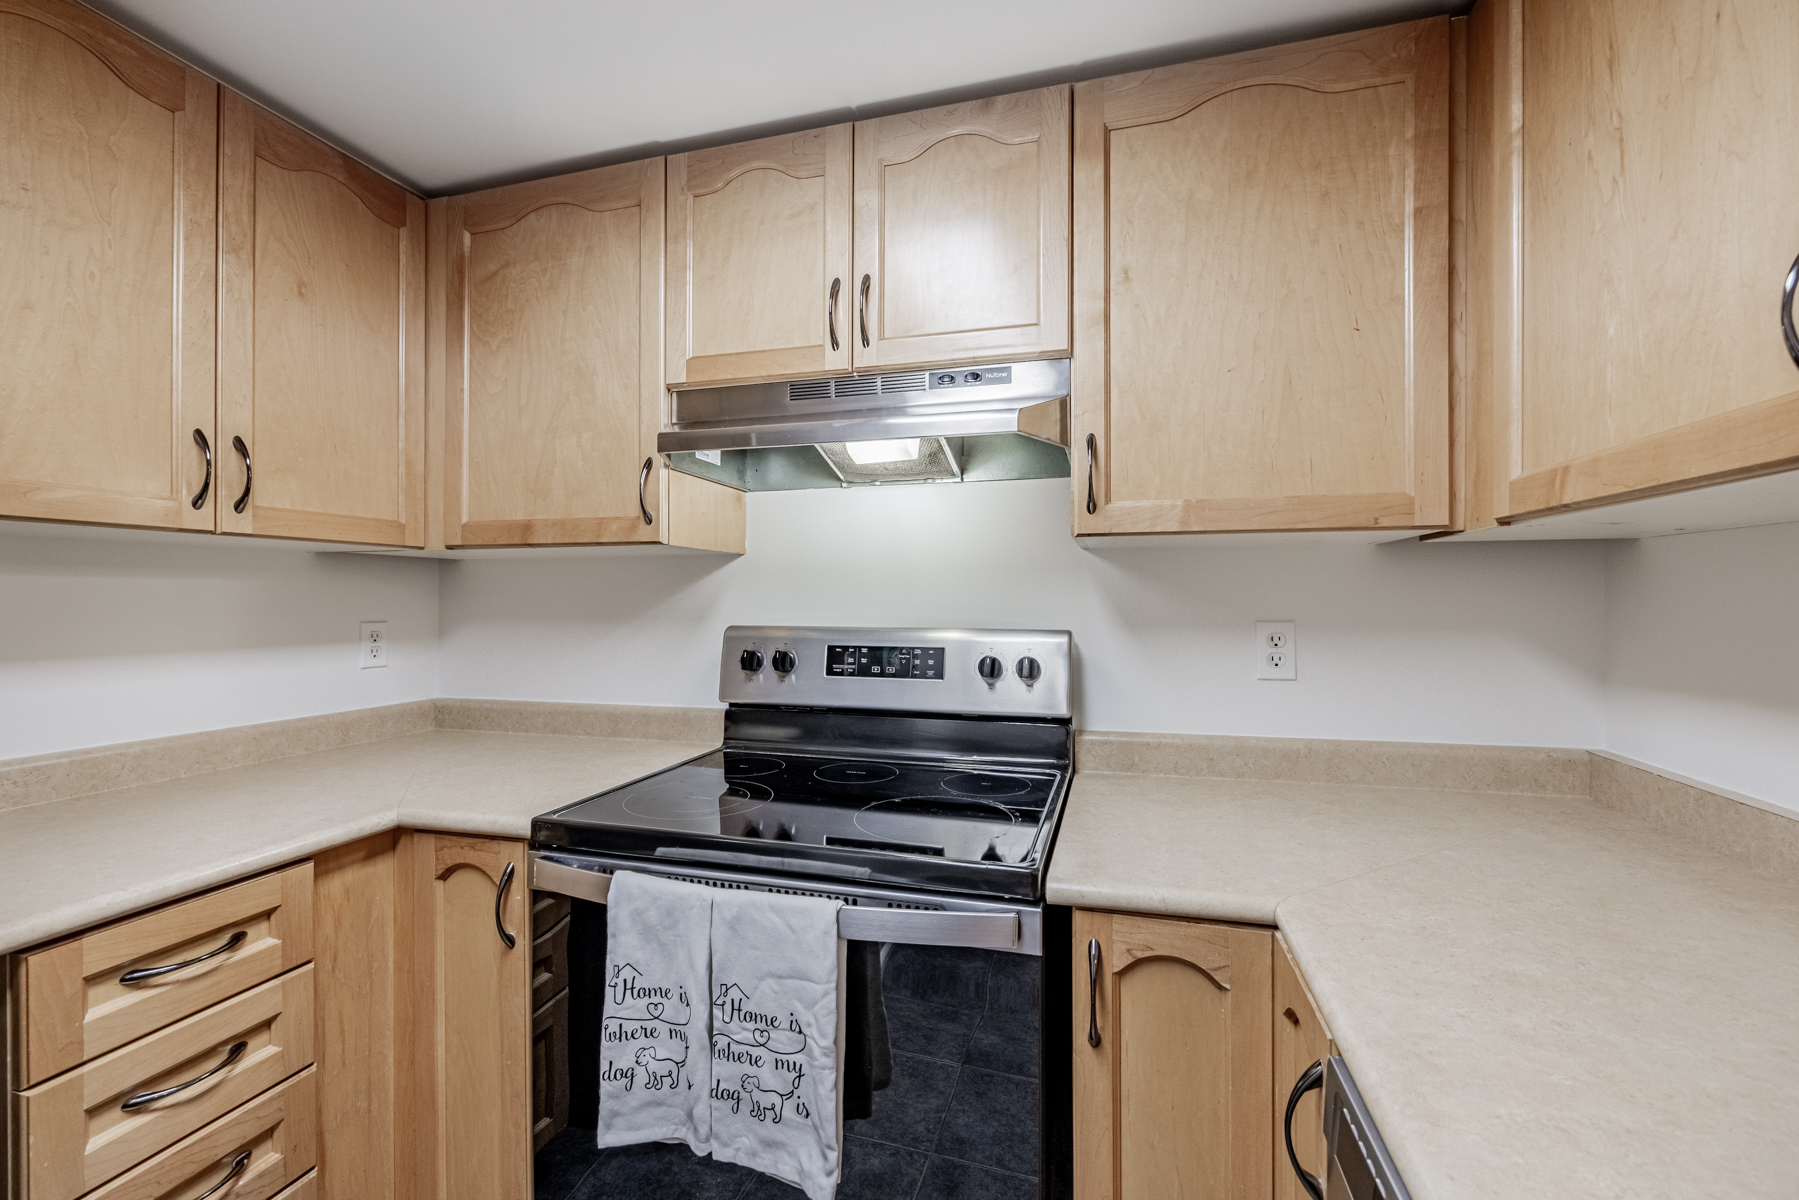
[536,946,1041,1200]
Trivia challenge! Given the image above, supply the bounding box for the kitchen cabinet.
[667,85,1071,387]
[1073,909,1274,1200]
[1071,19,1452,536]
[1273,935,1332,1200]
[398,833,531,1200]
[0,0,217,532]
[1461,0,1799,529]
[666,127,853,387]
[432,159,743,550]
[218,90,427,547]
[851,87,1070,371]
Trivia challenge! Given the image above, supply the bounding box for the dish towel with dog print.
[708,887,846,1200]
[597,871,713,1155]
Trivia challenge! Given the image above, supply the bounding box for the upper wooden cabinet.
[218,91,426,547]
[1074,909,1273,1200]
[434,160,743,551]
[666,126,853,387]
[852,87,1071,371]
[667,87,1072,387]
[1072,20,1452,536]
[0,0,217,532]
[1463,0,1799,528]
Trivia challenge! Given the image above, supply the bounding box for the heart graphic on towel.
[647,1002,664,1019]
[751,1028,771,1046]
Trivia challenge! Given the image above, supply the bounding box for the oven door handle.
[529,852,1023,951]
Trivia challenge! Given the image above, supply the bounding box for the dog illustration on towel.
[738,1071,804,1123]
[633,1043,689,1091]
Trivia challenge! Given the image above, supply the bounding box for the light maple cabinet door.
[1273,935,1332,1200]
[1464,0,1799,527]
[399,833,531,1200]
[0,0,216,531]
[434,160,742,550]
[666,126,853,386]
[1073,909,1274,1200]
[218,90,426,547]
[1072,20,1451,536]
[851,86,1070,371]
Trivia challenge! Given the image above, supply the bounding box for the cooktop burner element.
[532,626,1074,899]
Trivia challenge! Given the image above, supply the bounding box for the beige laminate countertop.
[1047,771,1799,1200]
[0,729,712,956]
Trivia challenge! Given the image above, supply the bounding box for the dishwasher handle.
[1285,1059,1326,1200]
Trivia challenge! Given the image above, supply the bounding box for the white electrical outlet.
[1256,621,1297,680]
[360,621,389,669]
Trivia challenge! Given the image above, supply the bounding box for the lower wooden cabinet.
[399,832,532,1200]
[1272,935,1332,1200]
[1073,909,1274,1200]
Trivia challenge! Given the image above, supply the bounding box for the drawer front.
[270,1170,316,1200]
[21,967,315,1200]
[530,915,570,1012]
[16,863,314,1087]
[531,892,570,940]
[83,1067,317,1200]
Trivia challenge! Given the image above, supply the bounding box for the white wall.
[1602,522,1799,816]
[439,479,1609,747]
[0,526,440,760]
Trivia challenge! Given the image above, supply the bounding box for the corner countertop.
[0,729,712,956]
[1047,770,1799,1200]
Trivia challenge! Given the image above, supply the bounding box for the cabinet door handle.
[1086,937,1102,1047]
[192,1151,252,1200]
[1284,1059,1326,1200]
[858,273,871,349]
[230,436,252,514]
[120,1040,247,1111]
[1084,434,1098,516]
[190,429,213,510]
[828,276,842,352]
[637,457,654,527]
[119,930,247,985]
[1783,252,1799,371]
[495,860,518,949]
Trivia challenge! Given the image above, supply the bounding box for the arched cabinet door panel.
[401,833,532,1200]
[1072,18,1452,536]
[852,86,1070,372]
[666,126,853,387]
[0,0,217,531]
[432,161,742,551]
[218,89,425,547]
[1073,909,1273,1200]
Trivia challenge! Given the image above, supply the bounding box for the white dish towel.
[596,871,713,1156]
[708,887,846,1200]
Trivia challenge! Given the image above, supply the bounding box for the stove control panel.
[721,626,1071,719]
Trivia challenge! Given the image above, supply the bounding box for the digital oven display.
[825,644,944,680]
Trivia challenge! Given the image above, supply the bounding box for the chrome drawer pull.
[496,861,518,949]
[230,435,252,514]
[828,277,842,352]
[119,930,247,986]
[191,428,213,510]
[637,457,654,526]
[1783,252,1799,371]
[120,1040,247,1111]
[1284,1059,1326,1200]
[1087,937,1102,1047]
[193,1150,252,1200]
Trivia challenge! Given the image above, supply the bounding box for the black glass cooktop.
[534,747,1066,899]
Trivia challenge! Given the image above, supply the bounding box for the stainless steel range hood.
[658,359,1070,491]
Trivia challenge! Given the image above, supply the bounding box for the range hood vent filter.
[789,371,928,401]
[816,437,961,484]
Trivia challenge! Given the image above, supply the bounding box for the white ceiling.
[91,0,1459,194]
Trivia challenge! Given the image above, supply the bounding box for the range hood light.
[843,438,922,465]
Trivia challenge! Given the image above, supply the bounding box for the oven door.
[528,850,1072,1200]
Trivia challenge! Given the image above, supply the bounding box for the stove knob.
[771,649,797,675]
[977,655,1004,684]
[739,649,764,673]
[1015,656,1042,684]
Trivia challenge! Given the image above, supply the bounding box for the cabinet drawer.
[530,915,570,1012]
[531,891,570,939]
[14,862,313,1087]
[269,1170,316,1200]
[19,967,315,1200]
[83,1066,317,1200]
